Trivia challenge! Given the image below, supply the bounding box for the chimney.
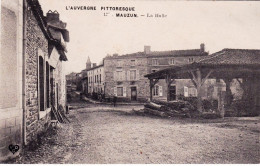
[46,10,60,22]
[144,46,151,54]
[200,43,205,52]
[113,53,118,57]
[92,63,97,67]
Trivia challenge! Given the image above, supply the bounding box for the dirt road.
[7,102,260,164]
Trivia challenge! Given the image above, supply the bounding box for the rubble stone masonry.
[24,5,50,144]
[104,57,149,101]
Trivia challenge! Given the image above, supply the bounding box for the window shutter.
[127,70,130,81]
[123,87,126,97]
[114,87,117,96]
[184,86,189,97]
[159,86,163,96]
[113,71,117,81]
[136,70,140,80]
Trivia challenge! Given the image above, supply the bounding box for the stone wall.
[104,57,149,101]
[24,3,51,144]
[0,0,23,161]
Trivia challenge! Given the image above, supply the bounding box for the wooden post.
[149,79,153,101]
[165,74,175,102]
[165,75,170,102]
[216,79,224,118]
[223,78,233,107]
[149,78,159,102]
[196,70,203,112]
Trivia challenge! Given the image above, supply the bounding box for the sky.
[39,0,260,75]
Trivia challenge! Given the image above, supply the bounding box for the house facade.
[103,44,209,101]
[87,63,105,94]
[0,0,24,160]
[0,0,69,161]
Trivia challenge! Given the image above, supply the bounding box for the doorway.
[169,85,176,101]
[131,87,137,101]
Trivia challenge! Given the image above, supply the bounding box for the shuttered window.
[153,85,159,96]
[152,59,158,66]
[159,86,163,96]
[46,62,50,108]
[39,56,44,111]
[117,87,123,97]
[130,70,136,80]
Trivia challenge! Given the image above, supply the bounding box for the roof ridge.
[197,51,226,63]
[223,48,260,51]
[151,48,200,53]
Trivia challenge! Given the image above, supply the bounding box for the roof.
[86,64,104,71]
[105,49,208,59]
[28,0,69,61]
[145,48,260,79]
[198,49,260,65]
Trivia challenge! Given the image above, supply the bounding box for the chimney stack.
[92,63,97,67]
[200,43,205,52]
[46,10,60,22]
[144,46,151,54]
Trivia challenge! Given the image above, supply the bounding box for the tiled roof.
[198,49,260,65]
[105,49,208,59]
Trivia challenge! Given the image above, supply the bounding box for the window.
[117,87,123,96]
[39,56,44,111]
[117,60,123,67]
[130,70,137,80]
[116,71,124,81]
[189,88,197,97]
[153,85,159,96]
[189,57,194,63]
[130,59,136,66]
[169,58,175,65]
[46,62,50,108]
[152,59,158,66]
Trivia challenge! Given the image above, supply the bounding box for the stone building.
[86,60,105,94]
[0,0,69,161]
[0,0,23,161]
[103,45,208,102]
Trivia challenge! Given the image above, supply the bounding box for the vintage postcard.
[0,0,259,164]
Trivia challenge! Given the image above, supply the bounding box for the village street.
[7,95,260,164]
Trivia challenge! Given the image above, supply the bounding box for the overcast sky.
[39,0,260,75]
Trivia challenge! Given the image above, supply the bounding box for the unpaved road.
[6,101,260,164]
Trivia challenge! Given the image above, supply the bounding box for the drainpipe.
[22,0,27,146]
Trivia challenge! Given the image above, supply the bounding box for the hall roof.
[145,49,260,79]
